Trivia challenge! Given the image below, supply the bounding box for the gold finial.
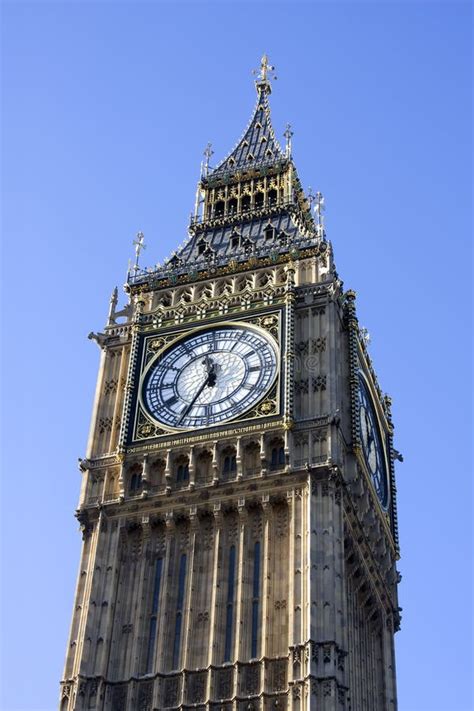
[253,54,277,91]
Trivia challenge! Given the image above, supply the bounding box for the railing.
[127,232,321,286]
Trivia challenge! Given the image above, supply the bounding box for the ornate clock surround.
[127,307,286,446]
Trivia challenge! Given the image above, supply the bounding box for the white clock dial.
[142,325,278,429]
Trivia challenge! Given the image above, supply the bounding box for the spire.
[208,55,285,179]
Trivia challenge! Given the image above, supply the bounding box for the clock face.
[142,325,278,430]
[358,373,389,509]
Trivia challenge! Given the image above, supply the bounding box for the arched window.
[224,545,236,662]
[242,195,251,212]
[268,189,277,206]
[172,554,187,669]
[228,197,238,214]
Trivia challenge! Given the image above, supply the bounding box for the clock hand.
[177,358,217,424]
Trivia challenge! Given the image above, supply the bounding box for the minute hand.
[177,376,211,425]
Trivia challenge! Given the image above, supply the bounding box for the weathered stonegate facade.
[61,57,401,711]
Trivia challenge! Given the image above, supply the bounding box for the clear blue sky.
[1,2,472,710]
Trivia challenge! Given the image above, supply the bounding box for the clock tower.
[61,57,401,711]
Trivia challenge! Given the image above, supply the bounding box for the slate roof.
[175,212,316,268]
[209,82,285,179]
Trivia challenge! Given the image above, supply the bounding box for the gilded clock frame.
[128,309,285,444]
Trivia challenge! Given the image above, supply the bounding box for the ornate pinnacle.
[314,191,325,238]
[133,231,146,271]
[284,123,293,158]
[202,142,214,177]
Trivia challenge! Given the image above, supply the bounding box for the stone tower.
[61,57,401,711]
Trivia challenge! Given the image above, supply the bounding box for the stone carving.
[216,667,233,699]
[312,375,327,391]
[243,663,260,694]
[98,417,113,434]
[271,659,287,691]
[111,685,127,711]
[322,679,333,697]
[295,379,309,394]
[312,336,326,352]
[296,340,309,354]
[138,682,152,711]
[104,379,118,395]
[163,676,179,708]
[187,671,206,703]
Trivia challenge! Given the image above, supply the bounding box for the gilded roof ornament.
[253,54,277,94]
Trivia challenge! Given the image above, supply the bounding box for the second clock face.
[142,325,278,430]
[358,373,389,510]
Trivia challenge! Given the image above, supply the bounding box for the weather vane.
[314,191,325,237]
[133,231,146,271]
[202,143,214,177]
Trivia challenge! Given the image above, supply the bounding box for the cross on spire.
[133,231,146,271]
[253,54,277,93]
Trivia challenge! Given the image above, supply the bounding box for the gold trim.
[135,319,282,436]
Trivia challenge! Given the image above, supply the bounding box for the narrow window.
[228,197,238,214]
[255,192,264,209]
[215,201,225,217]
[222,454,237,479]
[129,472,141,492]
[278,446,285,465]
[145,557,163,673]
[271,446,285,470]
[224,545,236,662]
[242,195,251,212]
[251,541,261,659]
[172,554,187,669]
[177,463,189,482]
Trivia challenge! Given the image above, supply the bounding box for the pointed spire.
[107,286,118,325]
[209,55,284,179]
